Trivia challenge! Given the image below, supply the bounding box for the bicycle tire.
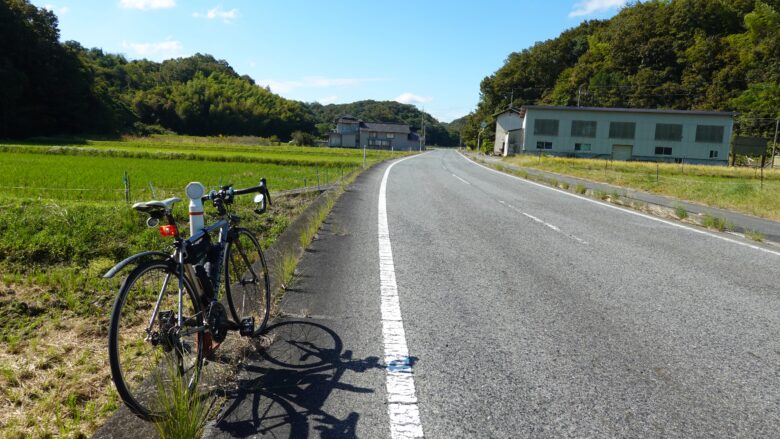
[108,260,204,421]
[224,227,271,336]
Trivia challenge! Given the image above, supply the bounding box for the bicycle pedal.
[239,317,255,337]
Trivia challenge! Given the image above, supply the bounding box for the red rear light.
[159,224,178,237]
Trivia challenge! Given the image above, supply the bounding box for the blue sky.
[33,0,628,122]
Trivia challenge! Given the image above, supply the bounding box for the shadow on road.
[213,320,381,438]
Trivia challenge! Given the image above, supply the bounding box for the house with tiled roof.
[327,116,421,150]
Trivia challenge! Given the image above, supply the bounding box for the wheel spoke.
[109,262,203,419]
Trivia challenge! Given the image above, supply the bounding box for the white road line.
[499,200,588,244]
[379,154,426,439]
[522,212,561,231]
[451,173,471,185]
[459,152,780,257]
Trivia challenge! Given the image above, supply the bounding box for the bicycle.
[103,178,273,421]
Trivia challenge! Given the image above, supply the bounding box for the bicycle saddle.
[132,197,182,213]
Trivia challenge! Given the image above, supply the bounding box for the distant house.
[327,116,421,150]
[493,105,734,165]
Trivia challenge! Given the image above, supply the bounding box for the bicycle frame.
[145,218,230,337]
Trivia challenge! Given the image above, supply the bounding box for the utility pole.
[476,121,488,154]
[772,118,779,168]
[420,107,425,152]
[577,84,585,107]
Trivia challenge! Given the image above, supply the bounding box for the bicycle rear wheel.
[108,260,204,421]
[224,228,271,336]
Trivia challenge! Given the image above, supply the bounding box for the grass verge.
[503,154,780,221]
[474,155,774,245]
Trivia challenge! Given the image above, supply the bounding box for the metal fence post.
[123,171,130,204]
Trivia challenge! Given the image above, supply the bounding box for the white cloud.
[119,0,175,11]
[317,96,339,105]
[569,0,627,17]
[257,76,386,94]
[121,39,183,60]
[43,4,70,15]
[193,5,239,23]
[394,92,433,106]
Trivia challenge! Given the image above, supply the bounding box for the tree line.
[0,0,460,145]
[0,0,315,139]
[460,0,780,151]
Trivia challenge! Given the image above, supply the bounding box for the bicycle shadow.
[213,319,382,438]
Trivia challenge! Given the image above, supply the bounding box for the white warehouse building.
[493,105,734,165]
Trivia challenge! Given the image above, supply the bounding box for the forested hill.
[0,0,315,139]
[461,0,780,149]
[308,100,459,146]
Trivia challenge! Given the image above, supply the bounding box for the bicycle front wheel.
[108,260,204,421]
[224,228,271,336]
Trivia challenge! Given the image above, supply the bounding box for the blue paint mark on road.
[387,357,412,373]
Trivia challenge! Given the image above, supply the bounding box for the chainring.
[207,301,229,343]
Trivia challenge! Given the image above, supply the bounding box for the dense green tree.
[0,0,316,139]
[0,0,103,137]
[463,0,780,147]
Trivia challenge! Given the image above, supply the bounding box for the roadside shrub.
[702,214,732,232]
[574,184,587,195]
[153,358,215,439]
[674,205,688,220]
[745,229,764,242]
[290,131,317,146]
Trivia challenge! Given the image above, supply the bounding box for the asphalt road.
[206,149,780,438]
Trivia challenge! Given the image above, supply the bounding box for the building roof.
[336,115,361,124]
[524,105,735,117]
[492,106,524,118]
[493,105,735,119]
[333,115,414,134]
[359,122,411,134]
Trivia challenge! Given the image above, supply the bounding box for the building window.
[368,139,391,147]
[697,125,725,143]
[536,141,552,150]
[609,122,636,139]
[574,143,591,151]
[387,133,395,139]
[655,146,673,155]
[655,124,683,141]
[571,121,597,138]
[369,131,378,138]
[534,119,559,136]
[709,150,719,158]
